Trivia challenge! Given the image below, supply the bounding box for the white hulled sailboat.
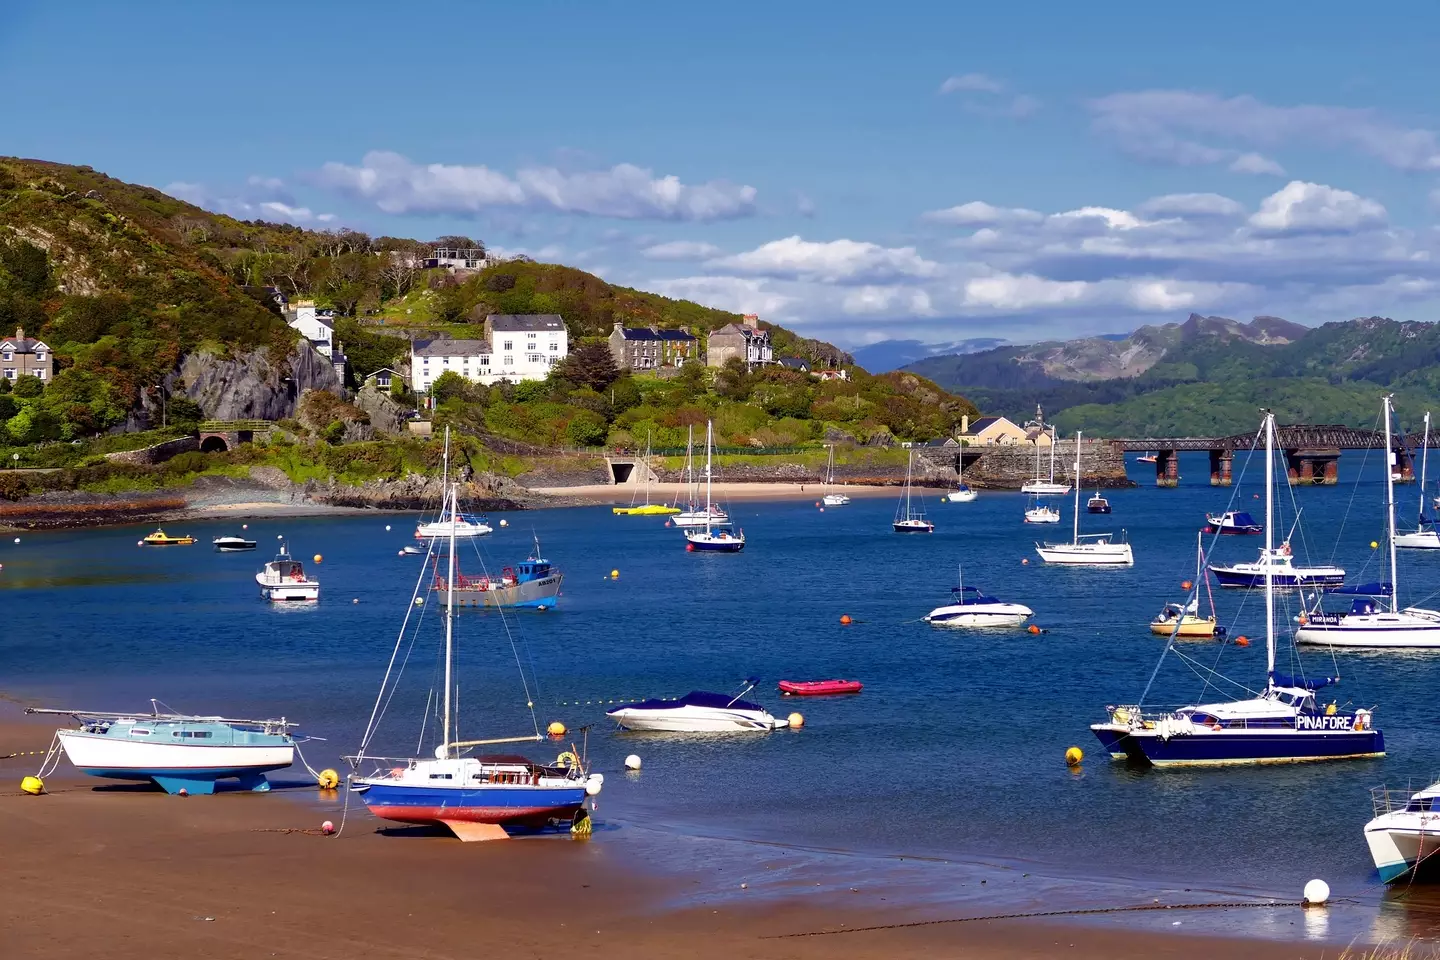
[1395,411,1440,549]
[893,449,934,533]
[1034,432,1132,565]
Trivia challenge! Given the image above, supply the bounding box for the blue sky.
[6,1,1440,349]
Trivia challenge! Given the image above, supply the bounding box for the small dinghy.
[213,535,257,552]
[778,679,862,696]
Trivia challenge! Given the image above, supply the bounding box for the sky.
[6,1,1440,350]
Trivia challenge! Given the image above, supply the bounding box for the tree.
[565,410,608,447]
[0,377,11,394]
[432,235,483,254]
[714,358,752,401]
[555,342,619,392]
[166,396,203,430]
[10,374,43,399]
[431,370,469,405]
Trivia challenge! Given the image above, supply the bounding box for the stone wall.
[919,439,1133,489]
[103,435,199,466]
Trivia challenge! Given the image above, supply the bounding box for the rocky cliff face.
[351,385,410,436]
[173,340,340,420]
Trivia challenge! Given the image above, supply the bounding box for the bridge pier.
[1286,448,1340,486]
[1156,450,1179,487]
[1209,449,1233,486]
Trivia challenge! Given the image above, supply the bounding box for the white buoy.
[1303,879,1330,905]
[276,534,283,540]
[414,597,425,606]
[385,525,391,531]
[242,523,248,530]
[13,537,19,544]
[624,754,642,771]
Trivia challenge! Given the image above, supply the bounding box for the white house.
[410,314,569,392]
[288,300,335,358]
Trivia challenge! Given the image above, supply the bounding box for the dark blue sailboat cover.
[952,585,1001,604]
[1272,672,1338,691]
[1323,582,1393,596]
[1227,512,1259,526]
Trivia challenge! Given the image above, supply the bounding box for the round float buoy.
[1235,635,1250,647]
[814,501,820,507]
[1021,558,1029,565]
[840,614,852,625]
[352,598,359,604]
[665,520,672,527]
[1065,746,1083,766]
[547,721,567,737]
[242,523,248,530]
[317,768,340,789]
[1028,624,1041,635]
[313,554,323,564]
[398,550,405,557]
[610,569,619,579]
[178,788,189,797]
[20,776,43,795]
[322,820,336,835]
[1303,879,1330,906]
[819,507,825,512]
[625,754,642,771]
[1371,540,1379,550]
[686,543,695,551]
[414,597,424,606]
[537,604,548,612]
[137,541,144,547]
[500,519,509,528]
[1181,580,1193,590]
[385,524,391,531]
[788,712,805,729]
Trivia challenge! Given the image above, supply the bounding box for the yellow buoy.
[20,775,44,795]
[313,554,323,564]
[547,720,567,737]
[1065,746,1083,766]
[317,768,340,789]
[610,569,619,579]
[787,712,805,728]
[1371,541,1379,550]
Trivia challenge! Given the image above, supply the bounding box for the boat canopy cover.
[616,691,765,712]
[1225,512,1259,526]
[1324,582,1393,596]
[951,585,1001,604]
[1272,672,1338,691]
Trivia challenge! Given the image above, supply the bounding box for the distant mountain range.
[850,337,1008,373]
[901,314,1440,435]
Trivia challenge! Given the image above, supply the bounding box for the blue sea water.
[6,450,1440,939]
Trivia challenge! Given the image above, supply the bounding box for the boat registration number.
[1296,715,1354,731]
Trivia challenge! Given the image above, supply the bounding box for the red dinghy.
[778,679,862,696]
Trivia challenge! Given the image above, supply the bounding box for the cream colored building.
[956,415,1051,446]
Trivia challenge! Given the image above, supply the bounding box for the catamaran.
[1035,432,1132,565]
[673,425,731,527]
[1396,411,1440,549]
[1090,410,1385,767]
[684,421,745,552]
[347,429,602,841]
[1294,397,1440,648]
[1021,437,1070,496]
[893,449,934,533]
[822,444,850,506]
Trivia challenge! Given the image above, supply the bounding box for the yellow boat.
[612,504,680,516]
[142,528,196,546]
[1150,604,1218,638]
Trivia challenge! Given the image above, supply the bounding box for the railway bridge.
[1111,425,1411,487]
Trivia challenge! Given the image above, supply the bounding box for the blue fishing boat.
[1203,510,1263,535]
[1090,410,1385,767]
[685,421,745,553]
[430,536,564,609]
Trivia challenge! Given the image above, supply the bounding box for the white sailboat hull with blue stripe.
[1366,782,1440,883]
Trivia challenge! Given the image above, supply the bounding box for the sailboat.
[684,422,745,552]
[348,430,602,840]
[945,450,977,503]
[822,444,850,506]
[893,449,934,533]
[673,425,730,528]
[1023,497,1060,524]
[1090,410,1385,767]
[1150,532,1219,638]
[613,432,680,516]
[1395,411,1440,549]
[1020,435,1070,496]
[1294,397,1440,648]
[1035,432,1132,565]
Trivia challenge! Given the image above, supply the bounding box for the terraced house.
[607,322,698,370]
[1,327,53,383]
[410,314,568,393]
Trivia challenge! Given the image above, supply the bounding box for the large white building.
[410,314,568,393]
[288,301,336,358]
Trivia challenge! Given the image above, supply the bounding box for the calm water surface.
[6,451,1440,940]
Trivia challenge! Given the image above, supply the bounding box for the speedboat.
[607,681,789,732]
[416,512,493,539]
[924,584,1033,627]
[255,541,320,602]
[1086,491,1111,514]
[1024,504,1060,524]
[430,537,563,609]
[142,528,195,546]
[212,535,257,552]
[1137,454,1158,465]
[1203,510,1263,535]
[1366,780,1440,883]
[26,701,297,795]
[1209,543,1344,589]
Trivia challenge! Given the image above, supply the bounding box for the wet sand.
[0,709,1378,960]
[527,482,942,502]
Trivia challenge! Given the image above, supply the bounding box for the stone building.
[706,321,773,369]
[0,327,53,383]
[607,323,698,370]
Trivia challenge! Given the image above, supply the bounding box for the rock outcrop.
[174,340,340,421]
[351,385,410,436]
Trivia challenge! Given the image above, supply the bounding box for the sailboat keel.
[443,821,511,842]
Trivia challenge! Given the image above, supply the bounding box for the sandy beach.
[527,482,942,502]
[0,705,1384,960]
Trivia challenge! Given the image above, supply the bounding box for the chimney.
[961,415,969,435]
[15,327,23,341]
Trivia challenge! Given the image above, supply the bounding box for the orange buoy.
[1181,580,1193,590]
[665,520,672,527]
[815,501,821,507]
[840,614,852,625]
[1235,635,1250,647]
[1027,624,1041,635]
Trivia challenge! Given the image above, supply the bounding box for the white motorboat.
[1035,432,1133,565]
[821,444,850,505]
[607,680,789,732]
[924,570,1032,627]
[416,512,493,539]
[213,535,257,552]
[255,541,320,602]
[893,450,934,532]
[1366,780,1440,883]
[1397,411,1440,549]
[1024,503,1060,524]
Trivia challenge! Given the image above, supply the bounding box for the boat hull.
[1088,723,1383,767]
[607,707,786,732]
[778,680,862,696]
[1087,505,1112,514]
[673,511,729,527]
[1021,482,1070,496]
[1294,618,1440,648]
[612,505,679,516]
[1395,530,1440,550]
[1366,822,1440,883]
[893,521,934,533]
[945,491,976,503]
[57,729,293,794]
[686,534,745,552]
[822,494,851,506]
[214,541,257,552]
[256,578,320,602]
[924,604,1032,627]
[358,781,587,830]
[1035,543,1133,565]
[442,574,563,609]
[1202,524,1262,535]
[1149,617,1217,638]
[1209,567,1344,589]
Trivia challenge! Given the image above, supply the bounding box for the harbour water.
[7,450,1440,942]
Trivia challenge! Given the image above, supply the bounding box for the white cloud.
[314,150,757,221]
[1249,181,1387,234]
[647,276,795,318]
[963,273,1090,310]
[841,285,936,316]
[938,73,1040,118]
[939,73,1005,95]
[922,201,1044,225]
[1229,152,1286,176]
[1050,207,1149,231]
[1137,193,1246,218]
[165,179,337,225]
[641,240,722,261]
[708,236,940,284]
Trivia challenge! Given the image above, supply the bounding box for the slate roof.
[412,338,492,357]
[615,326,697,342]
[1,329,48,353]
[964,416,1004,434]
[488,314,566,332]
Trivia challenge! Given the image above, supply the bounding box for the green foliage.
[10,374,42,398]
[431,370,469,404]
[165,395,203,430]
[564,409,608,446]
[554,341,620,392]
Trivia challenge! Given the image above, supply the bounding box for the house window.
[549,342,558,351]
[35,370,44,380]
[481,356,490,366]
[2,352,10,362]
[503,340,513,350]
[2,369,14,380]
[503,356,513,366]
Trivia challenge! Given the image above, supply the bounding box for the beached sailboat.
[1396,411,1440,549]
[1090,411,1385,767]
[822,444,850,506]
[893,449,934,533]
[1294,397,1440,648]
[255,540,320,602]
[348,429,602,841]
[1150,532,1219,638]
[1035,433,1132,565]
[924,567,1033,627]
[685,422,745,552]
[1021,435,1070,496]
[673,426,731,527]
[613,432,680,516]
[27,700,298,795]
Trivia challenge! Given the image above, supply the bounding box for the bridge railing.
[199,420,274,432]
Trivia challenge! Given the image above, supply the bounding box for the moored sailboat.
[822,444,850,506]
[1150,532,1219,638]
[1035,433,1132,565]
[893,449,934,533]
[1395,411,1440,549]
[685,421,745,552]
[673,425,732,526]
[613,432,680,516]
[1020,432,1070,496]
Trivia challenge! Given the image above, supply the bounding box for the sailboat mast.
[1264,412,1276,686]
[1419,413,1431,528]
[442,428,456,757]
[1049,434,1056,483]
[704,421,714,534]
[905,450,914,517]
[1384,395,1399,612]
[1071,432,1081,544]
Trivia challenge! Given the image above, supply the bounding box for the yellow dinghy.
[612,503,680,516]
[141,527,196,546]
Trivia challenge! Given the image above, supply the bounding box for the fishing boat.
[1035,432,1133,565]
[1150,533,1219,638]
[1090,411,1385,767]
[1208,533,1344,589]
[416,512,493,539]
[673,426,733,526]
[26,700,298,795]
[1024,501,1060,524]
[778,679,863,696]
[685,421,745,552]
[1203,510,1263,535]
[255,540,320,602]
[613,432,679,516]
[945,451,977,503]
[1086,491,1111,514]
[1366,780,1440,883]
[212,535,257,552]
[924,569,1033,627]
[429,537,563,609]
[142,528,195,546]
[347,429,602,841]
[893,449,934,533]
[1396,412,1440,549]
[1294,397,1440,648]
[607,680,789,732]
[1021,435,1070,496]
[821,443,850,506]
